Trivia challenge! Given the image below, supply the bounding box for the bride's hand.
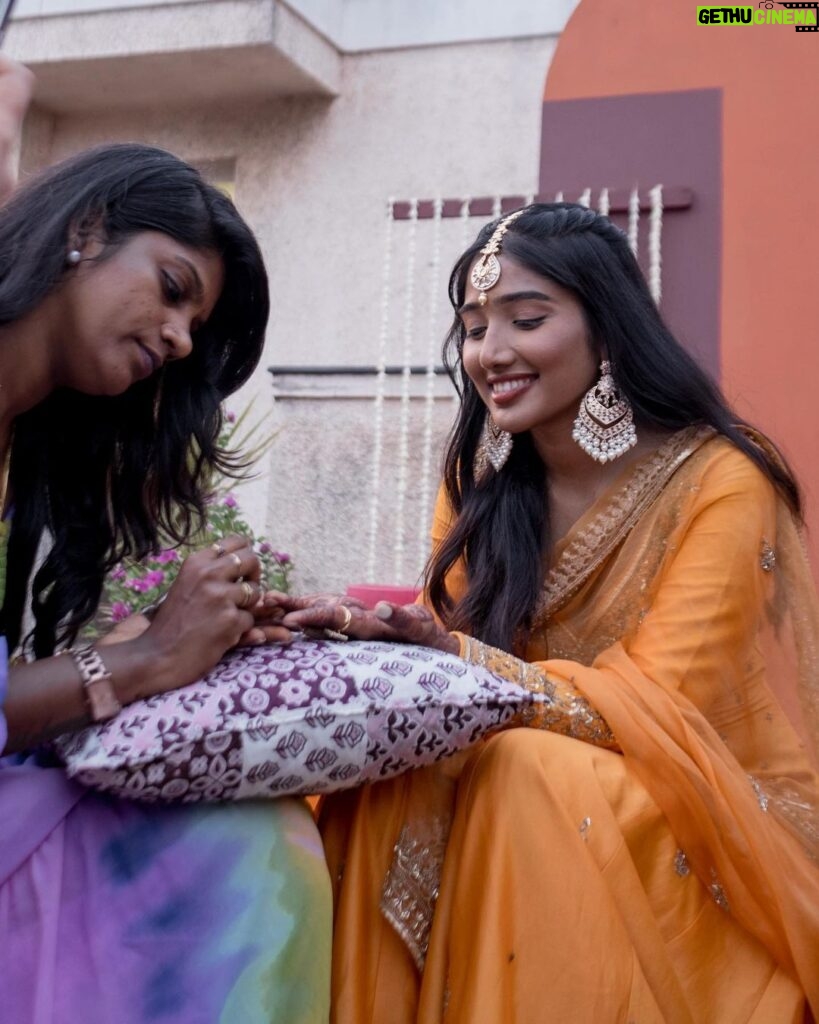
[279,598,459,654]
[262,590,366,614]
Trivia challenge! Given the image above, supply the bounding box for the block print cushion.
[55,638,538,802]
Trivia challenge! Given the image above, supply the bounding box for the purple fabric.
[0,761,86,881]
[0,636,7,755]
[0,640,331,1023]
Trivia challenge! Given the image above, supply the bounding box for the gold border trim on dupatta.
[534,425,716,624]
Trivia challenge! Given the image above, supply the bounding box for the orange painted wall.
[545,0,819,568]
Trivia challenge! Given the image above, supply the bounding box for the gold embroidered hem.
[380,818,450,972]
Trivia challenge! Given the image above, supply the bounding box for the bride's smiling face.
[459,255,599,440]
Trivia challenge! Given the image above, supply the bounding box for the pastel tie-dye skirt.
[0,753,331,1023]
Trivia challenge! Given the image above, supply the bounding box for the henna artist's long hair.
[0,143,269,656]
[425,203,800,653]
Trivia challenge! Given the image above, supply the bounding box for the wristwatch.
[69,645,122,723]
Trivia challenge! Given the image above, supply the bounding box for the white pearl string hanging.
[458,195,472,251]
[417,196,443,577]
[454,196,472,412]
[648,184,664,306]
[392,197,418,584]
[627,186,640,257]
[365,197,395,582]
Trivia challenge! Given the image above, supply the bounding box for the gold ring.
[237,581,256,609]
[338,605,353,633]
[212,541,226,558]
[230,552,243,570]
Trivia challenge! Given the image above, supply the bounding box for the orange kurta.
[321,428,819,1023]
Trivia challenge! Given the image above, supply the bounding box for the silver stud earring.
[474,413,513,479]
[572,360,637,463]
[66,249,82,266]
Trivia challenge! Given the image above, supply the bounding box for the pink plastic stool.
[345,584,422,609]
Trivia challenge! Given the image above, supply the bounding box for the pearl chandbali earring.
[572,360,637,463]
[474,414,513,478]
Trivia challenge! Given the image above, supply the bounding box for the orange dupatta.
[454,427,819,1009]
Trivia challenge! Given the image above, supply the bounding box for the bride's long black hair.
[0,143,270,656]
[425,203,800,653]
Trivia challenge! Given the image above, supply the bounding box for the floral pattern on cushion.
[56,639,537,802]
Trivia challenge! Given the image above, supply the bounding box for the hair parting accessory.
[469,208,527,306]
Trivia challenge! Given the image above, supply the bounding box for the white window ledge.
[5,0,341,113]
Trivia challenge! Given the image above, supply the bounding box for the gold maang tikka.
[469,208,526,305]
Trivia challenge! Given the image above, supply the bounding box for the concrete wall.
[295,0,579,51]
[18,32,558,590]
[12,0,578,50]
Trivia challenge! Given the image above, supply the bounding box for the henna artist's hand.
[99,570,294,651]
[132,534,268,691]
[4,536,280,751]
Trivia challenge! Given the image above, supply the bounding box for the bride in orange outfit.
[282,203,819,1022]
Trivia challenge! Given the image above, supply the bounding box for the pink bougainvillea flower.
[130,576,158,593]
[154,549,179,564]
[222,493,238,508]
[111,601,132,622]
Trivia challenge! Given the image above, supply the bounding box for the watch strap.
[69,645,122,723]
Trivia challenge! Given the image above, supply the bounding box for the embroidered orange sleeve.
[456,633,619,750]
